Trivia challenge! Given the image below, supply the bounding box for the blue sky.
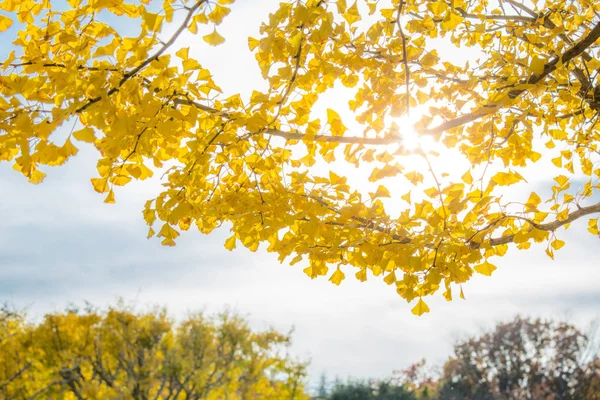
[1,0,599,391]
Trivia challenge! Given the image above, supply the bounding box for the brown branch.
[423,152,447,229]
[455,8,536,22]
[173,98,402,145]
[303,188,600,251]
[422,20,600,136]
[556,109,585,120]
[25,380,62,400]
[59,366,84,400]
[396,0,411,117]
[264,128,400,145]
[171,21,600,147]
[75,0,206,114]
[0,362,31,390]
[502,0,536,17]
[487,201,600,247]
[278,32,303,106]
[10,62,119,72]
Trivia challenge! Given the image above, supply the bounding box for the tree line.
[0,304,308,399]
[0,304,598,399]
[317,316,600,400]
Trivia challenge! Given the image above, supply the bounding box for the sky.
[1,0,599,392]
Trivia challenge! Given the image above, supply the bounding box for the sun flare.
[393,112,437,153]
[387,110,471,187]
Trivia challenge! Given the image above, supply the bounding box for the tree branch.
[0,362,31,390]
[396,0,411,117]
[172,97,401,145]
[486,201,600,247]
[264,128,400,145]
[422,20,600,136]
[301,191,600,252]
[175,21,600,147]
[75,0,206,114]
[502,0,536,17]
[455,8,536,23]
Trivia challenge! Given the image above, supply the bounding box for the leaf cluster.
[1,0,600,312]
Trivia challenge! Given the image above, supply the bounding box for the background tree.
[1,0,600,313]
[437,316,600,399]
[327,378,417,400]
[0,305,31,398]
[326,316,599,399]
[317,372,330,398]
[0,304,309,399]
[393,359,438,399]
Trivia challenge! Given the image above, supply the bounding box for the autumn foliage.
[0,304,308,399]
[319,316,600,399]
[1,0,600,314]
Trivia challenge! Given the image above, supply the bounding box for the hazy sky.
[1,0,599,392]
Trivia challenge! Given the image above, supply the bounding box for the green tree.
[317,372,330,398]
[328,378,417,400]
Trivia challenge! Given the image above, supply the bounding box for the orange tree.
[1,0,599,314]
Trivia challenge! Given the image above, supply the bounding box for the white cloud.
[1,151,599,383]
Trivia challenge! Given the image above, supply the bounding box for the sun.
[390,109,470,182]
[393,112,437,153]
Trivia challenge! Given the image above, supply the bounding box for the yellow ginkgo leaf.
[443,288,452,301]
[529,55,546,76]
[142,11,163,31]
[203,28,225,46]
[355,268,367,282]
[383,271,396,285]
[73,127,96,143]
[411,298,430,316]
[369,185,390,200]
[224,235,237,250]
[474,261,497,276]
[91,178,110,193]
[28,169,46,184]
[526,192,541,208]
[401,191,411,203]
[208,4,231,25]
[104,189,115,204]
[343,1,361,25]
[462,170,473,185]
[491,171,523,186]
[248,37,260,51]
[0,15,12,32]
[329,268,345,286]
[61,139,79,157]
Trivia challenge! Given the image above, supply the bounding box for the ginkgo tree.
[0,304,309,399]
[1,0,600,315]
